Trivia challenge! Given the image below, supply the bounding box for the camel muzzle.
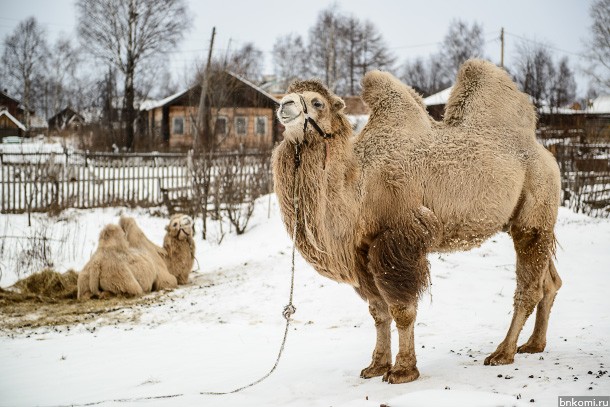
[278,99,301,124]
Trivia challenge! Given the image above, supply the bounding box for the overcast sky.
[1,0,594,95]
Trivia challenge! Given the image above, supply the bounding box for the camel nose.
[278,99,301,123]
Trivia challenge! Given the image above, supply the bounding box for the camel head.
[278,80,350,144]
[166,214,194,241]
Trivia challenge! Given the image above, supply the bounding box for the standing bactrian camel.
[272,59,562,384]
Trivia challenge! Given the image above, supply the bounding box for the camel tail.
[443,59,536,135]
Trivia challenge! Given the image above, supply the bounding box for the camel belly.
[433,221,502,252]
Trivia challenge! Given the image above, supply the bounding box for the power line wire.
[504,31,588,59]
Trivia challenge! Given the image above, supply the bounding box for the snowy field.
[0,197,609,407]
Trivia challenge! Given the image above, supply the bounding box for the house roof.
[141,70,279,112]
[0,109,26,131]
[48,107,86,128]
[423,86,453,106]
[225,71,279,104]
[0,89,34,113]
[139,89,190,111]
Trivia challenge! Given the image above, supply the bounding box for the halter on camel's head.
[277,79,348,146]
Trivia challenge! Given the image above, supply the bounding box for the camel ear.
[332,96,345,112]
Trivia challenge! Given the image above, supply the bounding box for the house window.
[235,116,247,136]
[215,117,227,135]
[173,117,184,135]
[255,116,267,136]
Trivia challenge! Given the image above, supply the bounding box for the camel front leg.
[366,227,431,384]
[360,298,392,378]
[383,303,420,383]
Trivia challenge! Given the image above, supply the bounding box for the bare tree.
[302,5,395,95]
[45,35,81,120]
[440,19,485,80]
[307,5,345,92]
[514,42,556,108]
[272,33,309,91]
[1,17,49,128]
[223,42,264,82]
[341,15,364,96]
[401,54,450,97]
[356,21,396,84]
[584,0,610,92]
[76,0,191,149]
[550,57,576,110]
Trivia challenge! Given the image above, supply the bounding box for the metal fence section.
[0,151,271,214]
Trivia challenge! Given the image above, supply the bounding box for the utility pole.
[500,27,505,68]
[196,26,216,150]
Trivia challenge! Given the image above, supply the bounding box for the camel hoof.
[517,341,546,354]
[360,363,391,379]
[484,351,515,366]
[382,366,420,384]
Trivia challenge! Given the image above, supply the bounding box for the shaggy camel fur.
[273,59,561,384]
[119,216,178,290]
[77,225,144,299]
[162,214,196,285]
[121,214,195,285]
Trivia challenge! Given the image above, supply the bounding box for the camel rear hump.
[443,59,536,135]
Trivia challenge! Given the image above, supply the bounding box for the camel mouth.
[279,114,300,124]
[278,98,303,125]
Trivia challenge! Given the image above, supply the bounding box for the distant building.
[0,89,33,138]
[0,89,48,138]
[0,109,26,138]
[423,86,610,142]
[141,71,280,151]
[48,107,86,132]
[423,87,453,120]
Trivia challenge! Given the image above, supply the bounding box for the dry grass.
[0,269,168,332]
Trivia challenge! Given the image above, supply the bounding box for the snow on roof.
[225,71,280,104]
[139,88,189,111]
[588,95,610,114]
[423,86,453,106]
[0,109,26,131]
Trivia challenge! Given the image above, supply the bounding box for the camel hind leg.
[484,227,555,365]
[517,259,562,353]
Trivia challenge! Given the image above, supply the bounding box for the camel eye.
[312,99,324,109]
[173,222,178,227]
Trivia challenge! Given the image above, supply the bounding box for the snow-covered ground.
[0,197,609,407]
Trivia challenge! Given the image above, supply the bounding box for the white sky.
[1,0,594,95]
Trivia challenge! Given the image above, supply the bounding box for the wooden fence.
[2,144,608,218]
[0,151,272,214]
[544,142,610,218]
